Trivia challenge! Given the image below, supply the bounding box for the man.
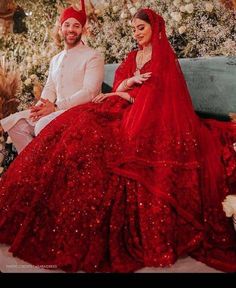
[0,3,104,154]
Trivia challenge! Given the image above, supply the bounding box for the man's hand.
[30,98,56,122]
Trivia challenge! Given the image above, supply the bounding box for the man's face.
[61,17,83,48]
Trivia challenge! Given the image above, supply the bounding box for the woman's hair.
[133,9,151,24]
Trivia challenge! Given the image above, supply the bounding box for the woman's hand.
[92,92,133,103]
[127,72,152,86]
[116,72,152,92]
[92,93,115,103]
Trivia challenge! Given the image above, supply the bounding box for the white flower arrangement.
[222,195,236,217]
[222,195,236,231]
[24,78,32,86]
[205,2,214,12]
[174,0,182,7]
[86,0,236,62]
[171,12,182,22]
[178,25,187,34]
[180,5,186,12]
[232,143,236,153]
[112,6,119,13]
[185,3,194,13]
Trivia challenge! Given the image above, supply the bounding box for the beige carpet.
[0,244,222,273]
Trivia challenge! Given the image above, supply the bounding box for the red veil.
[110,9,236,270]
[112,8,226,205]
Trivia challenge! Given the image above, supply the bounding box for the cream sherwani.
[0,42,104,153]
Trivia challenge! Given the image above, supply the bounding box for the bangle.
[129,96,134,104]
[123,79,132,90]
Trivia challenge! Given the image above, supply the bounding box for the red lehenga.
[0,9,236,272]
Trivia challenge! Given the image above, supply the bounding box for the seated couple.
[0,2,236,273]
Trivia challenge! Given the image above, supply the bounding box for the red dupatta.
[110,9,227,208]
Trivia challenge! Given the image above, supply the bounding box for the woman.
[0,8,236,273]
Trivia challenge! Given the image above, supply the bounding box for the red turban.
[60,1,86,27]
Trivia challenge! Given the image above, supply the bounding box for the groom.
[0,4,104,154]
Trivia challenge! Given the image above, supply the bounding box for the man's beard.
[64,33,82,47]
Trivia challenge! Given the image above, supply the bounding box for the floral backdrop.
[0,0,235,174]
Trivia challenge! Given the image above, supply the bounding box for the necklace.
[134,46,152,76]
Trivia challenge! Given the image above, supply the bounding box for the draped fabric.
[0,8,236,272]
[111,9,236,271]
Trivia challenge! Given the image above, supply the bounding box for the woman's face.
[132,18,152,47]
